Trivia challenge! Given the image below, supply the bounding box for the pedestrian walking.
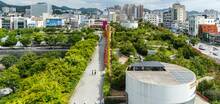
[92,70,94,75]
[94,70,97,75]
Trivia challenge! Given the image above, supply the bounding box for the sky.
[2,0,220,11]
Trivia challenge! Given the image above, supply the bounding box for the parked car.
[213,52,219,56]
[199,45,206,50]
[213,47,219,51]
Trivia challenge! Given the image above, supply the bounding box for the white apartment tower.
[172,3,186,23]
[144,13,160,26]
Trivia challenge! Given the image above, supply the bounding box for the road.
[193,43,220,63]
[69,34,105,104]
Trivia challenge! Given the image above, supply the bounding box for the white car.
[199,45,206,50]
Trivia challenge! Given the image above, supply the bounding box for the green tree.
[134,39,148,56]
[19,34,32,47]
[0,55,18,68]
[68,33,82,45]
[0,66,20,91]
[172,36,187,49]
[190,37,200,46]
[111,61,127,90]
[4,35,17,47]
[16,52,38,77]
[120,41,136,56]
[45,35,57,46]
[0,28,7,39]
[29,58,50,75]
[56,34,68,46]
[33,32,46,44]
[178,46,198,59]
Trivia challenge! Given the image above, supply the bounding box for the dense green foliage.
[0,55,18,68]
[0,28,96,47]
[0,28,98,103]
[198,77,220,103]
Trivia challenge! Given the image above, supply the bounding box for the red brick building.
[199,24,218,35]
[199,24,220,44]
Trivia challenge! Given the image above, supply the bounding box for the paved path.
[69,35,105,104]
[197,76,214,84]
[195,94,210,104]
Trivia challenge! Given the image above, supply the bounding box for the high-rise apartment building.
[172,3,186,23]
[30,2,52,17]
[137,5,144,19]
[123,4,144,20]
[163,8,172,28]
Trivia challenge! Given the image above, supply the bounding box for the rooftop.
[127,62,196,86]
[130,61,164,68]
[199,24,218,34]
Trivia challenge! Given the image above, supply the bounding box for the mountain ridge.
[0,1,102,14]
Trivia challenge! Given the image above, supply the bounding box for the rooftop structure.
[126,61,197,104]
[199,24,218,34]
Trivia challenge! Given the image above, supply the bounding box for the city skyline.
[2,0,220,12]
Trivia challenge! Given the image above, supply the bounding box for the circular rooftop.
[127,61,196,86]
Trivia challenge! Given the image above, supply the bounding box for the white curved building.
[126,61,197,104]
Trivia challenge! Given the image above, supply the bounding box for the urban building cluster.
[105,3,220,44]
[0,2,220,44]
[0,2,106,30]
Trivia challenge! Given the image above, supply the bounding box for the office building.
[126,61,197,104]
[163,8,172,28]
[172,3,187,23]
[189,15,215,36]
[144,13,160,26]
[123,4,144,20]
[2,7,16,15]
[45,18,64,27]
[30,2,52,17]
[1,17,27,29]
[108,12,117,22]
[151,10,164,24]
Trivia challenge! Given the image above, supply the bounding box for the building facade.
[189,15,216,36]
[172,3,187,23]
[163,8,172,28]
[144,13,160,26]
[30,2,52,17]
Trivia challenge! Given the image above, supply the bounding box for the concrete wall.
[126,72,196,104]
